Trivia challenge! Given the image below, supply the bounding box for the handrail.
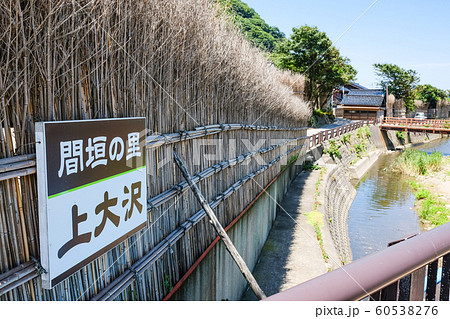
[380,117,450,134]
[264,222,450,301]
[307,119,378,150]
[381,117,450,128]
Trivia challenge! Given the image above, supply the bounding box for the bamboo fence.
[0,0,312,300]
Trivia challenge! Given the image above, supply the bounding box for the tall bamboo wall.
[0,0,310,300]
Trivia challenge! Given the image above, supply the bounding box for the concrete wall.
[382,130,442,150]
[170,160,304,301]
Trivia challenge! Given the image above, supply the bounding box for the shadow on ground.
[241,170,315,301]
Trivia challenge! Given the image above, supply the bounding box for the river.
[348,138,450,260]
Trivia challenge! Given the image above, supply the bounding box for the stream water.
[348,138,450,260]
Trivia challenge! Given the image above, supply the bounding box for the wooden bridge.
[380,117,450,134]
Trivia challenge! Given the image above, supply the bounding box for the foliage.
[408,182,449,227]
[356,127,364,139]
[163,275,173,293]
[356,126,371,141]
[354,143,366,158]
[303,162,320,171]
[374,63,420,111]
[414,188,430,200]
[311,108,335,125]
[408,180,420,191]
[393,149,443,175]
[274,25,357,109]
[313,108,334,118]
[281,154,299,171]
[325,139,342,158]
[420,196,449,227]
[341,133,351,144]
[306,167,329,262]
[415,84,447,108]
[305,211,328,261]
[364,126,372,137]
[396,131,406,141]
[217,0,285,52]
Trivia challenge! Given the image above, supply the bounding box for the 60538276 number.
[375,306,438,316]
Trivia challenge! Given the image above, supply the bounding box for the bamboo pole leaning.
[90,140,305,301]
[173,149,266,300]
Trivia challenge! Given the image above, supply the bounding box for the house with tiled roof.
[332,83,368,106]
[335,89,386,120]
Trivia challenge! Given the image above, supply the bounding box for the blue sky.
[245,0,450,90]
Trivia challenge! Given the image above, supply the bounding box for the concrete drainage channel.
[242,125,443,300]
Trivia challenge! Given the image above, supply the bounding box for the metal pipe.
[264,222,450,301]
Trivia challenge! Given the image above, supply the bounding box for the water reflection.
[348,153,421,260]
[348,138,450,260]
[417,137,450,155]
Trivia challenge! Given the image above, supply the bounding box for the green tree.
[415,84,447,108]
[217,0,285,52]
[273,25,357,109]
[373,63,420,111]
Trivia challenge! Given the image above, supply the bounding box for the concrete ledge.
[349,150,383,180]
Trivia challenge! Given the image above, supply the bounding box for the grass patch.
[305,210,324,228]
[354,142,366,158]
[341,133,351,144]
[393,149,443,175]
[324,139,341,159]
[364,126,372,137]
[414,188,430,200]
[281,154,299,171]
[305,211,328,261]
[303,162,320,171]
[408,181,449,228]
[420,196,449,227]
[304,167,329,262]
[396,131,406,142]
[356,127,363,139]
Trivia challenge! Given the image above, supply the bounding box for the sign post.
[35,118,147,289]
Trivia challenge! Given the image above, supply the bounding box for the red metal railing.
[307,119,379,150]
[264,222,450,301]
[380,117,450,134]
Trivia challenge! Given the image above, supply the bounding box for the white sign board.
[35,118,147,289]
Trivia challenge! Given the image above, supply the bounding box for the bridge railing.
[381,117,450,130]
[264,222,450,301]
[307,119,380,150]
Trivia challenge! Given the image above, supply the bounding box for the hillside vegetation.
[217,0,285,52]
